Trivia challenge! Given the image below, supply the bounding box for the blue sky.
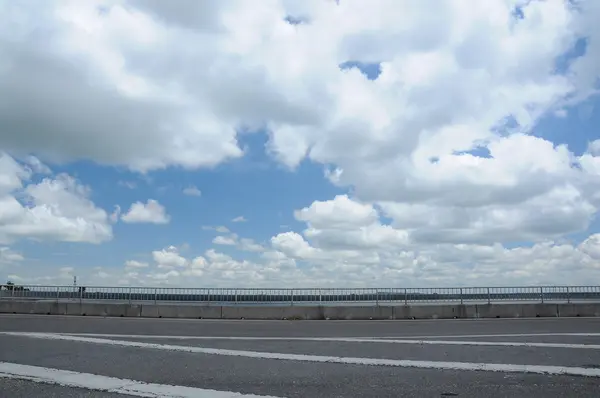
[1,0,600,288]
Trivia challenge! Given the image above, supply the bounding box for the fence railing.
[1,285,600,306]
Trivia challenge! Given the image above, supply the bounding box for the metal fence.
[1,285,600,306]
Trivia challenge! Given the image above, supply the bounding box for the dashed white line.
[6,333,600,378]
[41,333,600,350]
[0,361,282,397]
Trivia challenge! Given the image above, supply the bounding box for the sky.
[1,0,600,288]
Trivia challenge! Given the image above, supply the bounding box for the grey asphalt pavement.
[0,378,136,398]
[1,314,600,397]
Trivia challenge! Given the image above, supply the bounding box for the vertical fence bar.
[154,288,158,305]
[56,286,60,303]
[290,289,294,306]
[207,289,211,306]
[404,288,408,305]
[128,287,132,305]
[566,286,570,303]
[460,288,463,305]
[487,287,491,304]
[540,286,544,303]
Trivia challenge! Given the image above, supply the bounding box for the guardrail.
[1,285,600,305]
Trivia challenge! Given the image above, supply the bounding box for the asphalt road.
[1,315,600,397]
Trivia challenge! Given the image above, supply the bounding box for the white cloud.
[232,216,247,223]
[182,186,202,196]
[68,228,599,287]
[0,247,24,265]
[239,238,265,252]
[152,246,188,268]
[213,235,237,245]
[202,225,230,233]
[121,199,170,224]
[22,155,52,175]
[2,1,600,287]
[124,260,149,269]
[295,195,378,229]
[0,153,112,244]
[109,205,121,224]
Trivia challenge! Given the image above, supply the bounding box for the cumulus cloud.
[0,247,24,265]
[0,153,112,244]
[239,238,265,252]
[213,235,237,245]
[232,216,247,223]
[202,225,230,233]
[2,1,600,286]
[124,260,149,269]
[121,199,170,224]
[152,246,188,268]
[182,186,202,196]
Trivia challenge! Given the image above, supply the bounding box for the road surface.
[1,314,600,397]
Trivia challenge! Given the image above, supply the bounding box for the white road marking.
[0,361,282,397]
[356,333,600,339]
[39,332,600,350]
[5,333,600,378]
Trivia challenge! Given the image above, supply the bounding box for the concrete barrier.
[476,304,525,318]
[66,303,141,317]
[522,303,559,318]
[557,303,600,317]
[1,300,600,320]
[141,305,222,319]
[393,305,473,319]
[221,306,323,320]
[475,303,560,318]
[0,301,14,313]
[322,306,393,320]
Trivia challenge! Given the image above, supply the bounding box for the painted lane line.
[355,333,600,339]
[6,333,600,378]
[0,361,282,398]
[41,333,600,350]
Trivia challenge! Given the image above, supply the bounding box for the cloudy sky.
[1,0,600,288]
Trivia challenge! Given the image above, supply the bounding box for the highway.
[1,315,600,397]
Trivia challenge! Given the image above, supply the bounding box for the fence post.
[128,287,132,305]
[207,289,211,306]
[376,290,379,306]
[487,287,491,304]
[290,289,294,306]
[154,288,158,305]
[404,288,408,305]
[460,288,463,305]
[566,286,570,304]
[56,286,60,303]
[540,286,544,303]
[234,289,238,305]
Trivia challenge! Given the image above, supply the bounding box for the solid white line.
[0,361,282,397]
[6,333,600,377]
[357,333,600,339]
[44,333,600,350]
